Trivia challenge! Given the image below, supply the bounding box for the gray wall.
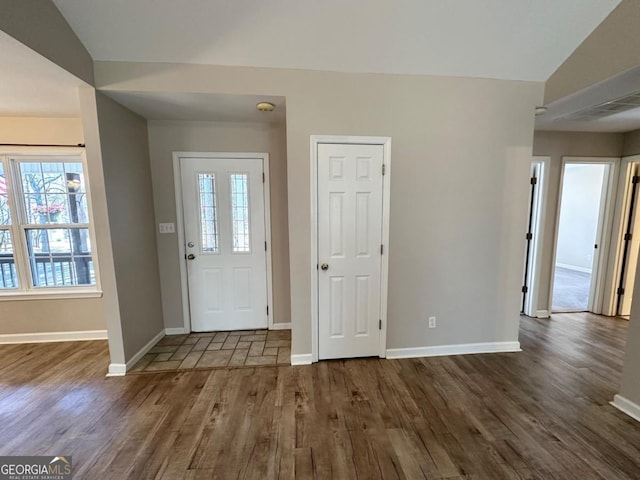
[96,62,543,355]
[79,88,125,366]
[623,129,640,156]
[0,0,94,85]
[95,92,164,361]
[0,117,83,144]
[531,131,624,312]
[147,120,291,329]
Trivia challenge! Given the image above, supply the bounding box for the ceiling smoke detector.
[256,102,275,112]
[535,106,548,116]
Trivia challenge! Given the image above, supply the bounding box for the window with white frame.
[0,153,99,295]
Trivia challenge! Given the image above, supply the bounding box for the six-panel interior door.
[317,143,384,359]
[181,157,268,331]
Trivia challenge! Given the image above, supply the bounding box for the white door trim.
[310,135,391,363]
[173,152,274,333]
[548,156,620,314]
[606,154,640,316]
[524,156,549,317]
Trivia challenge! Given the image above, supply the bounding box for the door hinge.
[262,172,265,183]
[267,305,269,315]
[380,244,384,255]
[625,233,632,241]
[617,287,625,295]
[382,164,386,176]
[633,175,640,184]
[525,232,533,240]
[265,241,267,251]
[379,319,382,330]
[521,285,528,293]
[530,176,537,185]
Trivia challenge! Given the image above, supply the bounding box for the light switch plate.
[159,223,175,234]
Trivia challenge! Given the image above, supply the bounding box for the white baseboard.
[536,310,550,319]
[123,329,166,373]
[386,341,521,359]
[555,263,592,274]
[107,363,126,377]
[611,394,640,422]
[165,327,189,335]
[271,322,291,330]
[0,330,108,344]
[107,328,165,377]
[291,354,313,365]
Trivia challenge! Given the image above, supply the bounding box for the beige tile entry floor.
[129,329,291,373]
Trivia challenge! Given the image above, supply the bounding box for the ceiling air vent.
[560,91,640,122]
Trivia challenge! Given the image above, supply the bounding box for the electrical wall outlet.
[428,316,437,329]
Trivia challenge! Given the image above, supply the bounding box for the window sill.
[0,289,103,302]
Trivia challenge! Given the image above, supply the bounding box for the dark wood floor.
[0,313,638,479]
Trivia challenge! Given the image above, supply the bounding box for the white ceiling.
[52,0,620,82]
[0,31,82,117]
[104,91,286,123]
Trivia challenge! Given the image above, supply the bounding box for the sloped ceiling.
[52,0,620,82]
[0,30,81,117]
[535,0,640,133]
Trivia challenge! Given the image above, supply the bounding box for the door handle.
[320,263,329,271]
[187,253,196,260]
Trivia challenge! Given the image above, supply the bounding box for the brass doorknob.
[320,263,329,271]
[187,253,196,260]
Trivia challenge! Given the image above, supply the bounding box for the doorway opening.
[551,160,615,313]
[613,158,640,318]
[521,157,548,317]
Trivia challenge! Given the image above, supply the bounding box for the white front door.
[180,156,268,331]
[317,143,385,359]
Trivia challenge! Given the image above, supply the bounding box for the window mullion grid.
[0,157,18,288]
[0,226,17,289]
[8,225,29,290]
[1,154,98,292]
[9,159,61,290]
[24,223,89,288]
[6,158,32,291]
